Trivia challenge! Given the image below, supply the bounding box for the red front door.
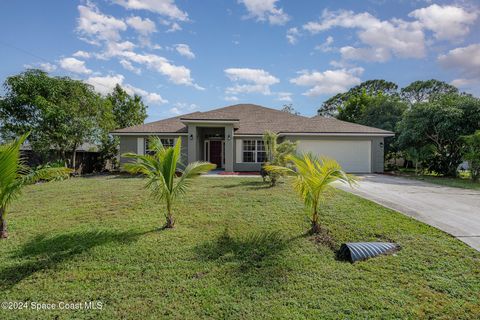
[209,140,223,168]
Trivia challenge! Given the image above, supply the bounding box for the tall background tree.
[0,70,148,171]
[318,79,398,117]
[400,79,458,105]
[281,103,300,115]
[397,94,480,176]
[107,84,147,129]
[0,69,111,168]
[98,84,148,169]
[462,131,480,182]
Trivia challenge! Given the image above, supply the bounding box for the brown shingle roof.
[112,104,393,135]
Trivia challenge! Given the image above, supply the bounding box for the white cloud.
[339,46,390,62]
[113,0,188,21]
[169,102,198,115]
[160,19,182,32]
[127,85,167,104]
[276,92,292,102]
[286,27,300,45]
[126,16,157,35]
[409,4,478,41]
[238,0,290,25]
[86,74,167,104]
[119,51,202,88]
[92,41,201,88]
[59,57,92,74]
[438,44,480,86]
[450,78,479,88]
[290,68,364,96]
[315,36,334,52]
[225,96,240,102]
[174,44,195,59]
[303,9,425,61]
[39,62,57,72]
[24,62,57,72]
[72,50,91,59]
[224,68,279,95]
[77,3,127,43]
[119,59,141,74]
[74,3,200,89]
[86,74,125,95]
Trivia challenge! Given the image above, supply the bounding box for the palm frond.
[0,133,29,208]
[172,161,216,198]
[263,164,296,176]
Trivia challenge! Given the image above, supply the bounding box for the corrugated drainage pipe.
[337,242,400,263]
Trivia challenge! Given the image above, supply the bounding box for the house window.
[145,137,175,155]
[242,140,267,163]
[160,138,175,148]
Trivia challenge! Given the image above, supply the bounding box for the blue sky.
[0,0,479,121]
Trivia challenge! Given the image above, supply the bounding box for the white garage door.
[296,140,371,173]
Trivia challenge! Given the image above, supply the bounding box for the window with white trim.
[242,140,266,163]
[145,137,175,155]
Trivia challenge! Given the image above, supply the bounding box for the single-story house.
[112,104,394,173]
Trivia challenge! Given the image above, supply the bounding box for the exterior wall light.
[227,134,231,141]
[380,142,384,148]
[189,134,193,140]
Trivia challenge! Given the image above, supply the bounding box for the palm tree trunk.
[0,206,7,239]
[165,200,175,228]
[311,207,320,234]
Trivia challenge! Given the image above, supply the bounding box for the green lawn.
[392,169,480,190]
[0,176,479,319]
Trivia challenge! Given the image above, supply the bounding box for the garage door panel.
[296,140,371,173]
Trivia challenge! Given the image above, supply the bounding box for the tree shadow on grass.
[0,229,147,290]
[213,180,273,190]
[195,230,301,287]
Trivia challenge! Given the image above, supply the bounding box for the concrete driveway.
[336,174,480,251]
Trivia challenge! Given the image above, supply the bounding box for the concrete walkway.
[336,174,480,251]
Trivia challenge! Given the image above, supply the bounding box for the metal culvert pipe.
[337,242,400,263]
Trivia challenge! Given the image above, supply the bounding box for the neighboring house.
[20,142,101,173]
[112,104,394,173]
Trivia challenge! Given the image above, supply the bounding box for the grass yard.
[0,175,479,319]
[392,169,480,190]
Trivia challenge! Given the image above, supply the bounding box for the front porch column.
[224,125,234,171]
[187,124,197,164]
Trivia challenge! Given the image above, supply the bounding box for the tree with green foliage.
[397,94,480,177]
[99,84,148,170]
[0,69,110,169]
[0,133,72,238]
[107,84,148,129]
[265,154,356,234]
[122,137,216,229]
[262,131,296,186]
[318,79,398,116]
[463,131,480,182]
[400,79,458,104]
[281,103,300,115]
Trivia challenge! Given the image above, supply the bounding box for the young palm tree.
[265,154,356,234]
[262,131,296,186]
[122,137,216,228]
[0,133,72,239]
